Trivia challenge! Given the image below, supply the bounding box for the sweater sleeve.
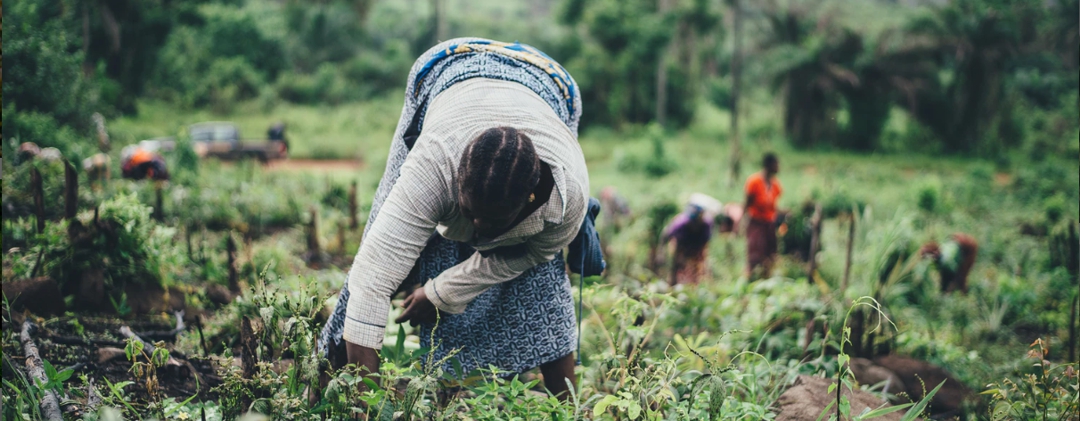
[423,185,587,314]
[342,141,451,349]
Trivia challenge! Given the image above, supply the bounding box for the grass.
[112,95,403,161]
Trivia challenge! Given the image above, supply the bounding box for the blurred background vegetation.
[4,0,1078,162]
[3,1,1079,419]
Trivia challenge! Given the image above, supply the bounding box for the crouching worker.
[662,203,714,286]
[920,233,978,294]
[121,146,169,181]
[319,38,602,400]
[83,153,112,187]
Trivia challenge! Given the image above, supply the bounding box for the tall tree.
[656,0,672,126]
[728,0,743,184]
[758,2,861,148]
[903,0,1041,153]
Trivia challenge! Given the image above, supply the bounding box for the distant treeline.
[3,0,1078,160]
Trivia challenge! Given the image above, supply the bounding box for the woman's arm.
[421,189,588,314]
[342,141,451,358]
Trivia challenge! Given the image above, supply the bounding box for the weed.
[984,339,1080,421]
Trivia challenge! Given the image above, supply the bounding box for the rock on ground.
[872,355,974,415]
[775,375,912,421]
[2,277,65,315]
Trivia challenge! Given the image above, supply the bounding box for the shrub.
[916,181,940,213]
[41,193,180,290]
[819,188,866,219]
[340,42,412,100]
[151,5,285,110]
[984,339,1079,421]
[2,108,93,161]
[274,64,354,105]
[1043,193,1067,224]
[3,1,98,132]
[200,58,267,113]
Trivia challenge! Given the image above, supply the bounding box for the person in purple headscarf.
[662,204,714,285]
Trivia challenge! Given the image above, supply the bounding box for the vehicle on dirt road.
[189,121,288,162]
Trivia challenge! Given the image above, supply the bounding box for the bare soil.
[2,314,222,408]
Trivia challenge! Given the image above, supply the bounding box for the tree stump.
[32,168,45,234]
[348,181,359,230]
[64,160,78,220]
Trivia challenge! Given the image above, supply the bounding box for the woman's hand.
[346,342,381,377]
[394,287,438,326]
[344,342,379,420]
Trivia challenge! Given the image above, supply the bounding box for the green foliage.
[559,0,718,128]
[1,158,70,221]
[153,19,271,112]
[1042,193,1067,224]
[915,181,941,213]
[2,0,101,161]
[3,1,97,130]
[900,0,1073,154]
[616,126,678,178]
[819,188,866,219]
[281,1,369,73]
[274,64,353,106]
[984,339,1080,421]
[40,193,180,289]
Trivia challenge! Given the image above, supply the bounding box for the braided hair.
[458,127,541,213]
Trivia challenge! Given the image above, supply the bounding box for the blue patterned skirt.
[320,38,581,377]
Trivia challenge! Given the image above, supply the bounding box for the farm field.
[3,0,1079,419]
[4,97,1078,420]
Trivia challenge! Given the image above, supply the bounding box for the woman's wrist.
[346,341,381,377]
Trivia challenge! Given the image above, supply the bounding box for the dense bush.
[40,193,181,290]
[152,17,277,111]
[558,0,717,129]
[3,0,100,160]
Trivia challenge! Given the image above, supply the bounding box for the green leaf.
[859,403,912,419]
[839,396,851,417]
[593,395,618,416]
[816,400,837,421]
[54,368,74,383]
[43,360,57,379]
[627,401,642,420]
[361,377,381,392]
[901,380,946,421]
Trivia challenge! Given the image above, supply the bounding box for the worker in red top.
[744,153,782,278]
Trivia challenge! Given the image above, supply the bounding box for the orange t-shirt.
[745,172,782,222]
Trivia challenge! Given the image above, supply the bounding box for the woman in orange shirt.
[744,153,781,277]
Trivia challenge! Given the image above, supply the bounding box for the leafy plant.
[984,339,1080,421]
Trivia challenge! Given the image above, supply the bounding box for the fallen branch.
[46,335,126,348]
[85,377,102,412]
[135,310,186,342]
[97,347,127,364]
[118,326,183,368]
[60,363,86,374]
[20,321,64,421]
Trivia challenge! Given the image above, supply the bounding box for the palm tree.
[835,28,942,151]
[758,2,861,148]
[902,0,1038,153]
